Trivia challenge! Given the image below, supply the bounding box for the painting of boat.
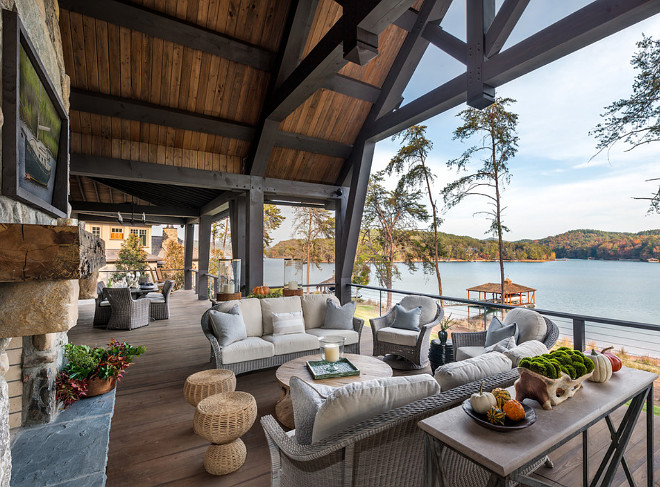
[21,123,52,187]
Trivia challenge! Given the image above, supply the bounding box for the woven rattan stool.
[184,369,236,407]
[194,392,257,475]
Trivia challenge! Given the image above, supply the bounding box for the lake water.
[264,258,660,357]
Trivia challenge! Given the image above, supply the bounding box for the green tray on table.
[306,357,360,379]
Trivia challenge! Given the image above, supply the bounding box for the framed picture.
[2,9,69,218]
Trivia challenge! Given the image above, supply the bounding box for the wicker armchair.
[149,280,174,320]
[370,295,443,369]
[261,370,534,487]
[452,312,560,361]
[93,281,112,328]
[104,288,150,330]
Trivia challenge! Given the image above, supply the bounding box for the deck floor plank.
[68,291,658,487]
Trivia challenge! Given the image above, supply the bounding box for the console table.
[419,367,656,487]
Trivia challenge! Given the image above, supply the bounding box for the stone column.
[0,338,12,487]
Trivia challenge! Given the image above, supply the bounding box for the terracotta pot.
[86,377,116,397]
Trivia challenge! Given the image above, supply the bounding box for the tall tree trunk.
[306,213,312,291]
[494,165,505,304]
[386,240,394,310]
[221,219,229,258]
[422,162,443,296]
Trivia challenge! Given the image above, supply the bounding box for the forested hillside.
[535,229,660,260]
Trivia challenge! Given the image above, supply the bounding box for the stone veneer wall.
[0,0,70,484]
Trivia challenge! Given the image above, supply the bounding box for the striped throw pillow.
[272,310,305,336]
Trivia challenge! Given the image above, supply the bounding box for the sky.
[166,3,660,245]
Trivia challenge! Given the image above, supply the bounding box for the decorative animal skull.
[514,368,593,410]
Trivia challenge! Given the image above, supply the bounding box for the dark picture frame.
[2,9,69,218]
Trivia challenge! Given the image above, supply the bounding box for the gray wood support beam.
[246,184,264,291]
[334,189,347,300]
[369,0,660,141]
[466,0,495,109]
[323,75,380,103]
[201,191,237,217]
[484,0,530,57]
[275,130,353,158]
[276,0,321,87]
[197,215,212,300]
[74,213,186,226]
[59,0,274,71]
[229,196,247,293]
[70,201,199,218]
[423,23,467,64]
[184,223,194,290]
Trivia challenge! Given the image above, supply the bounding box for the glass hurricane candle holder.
[284,258,303,290]
[217,258,241,294]
[320,336,345,371]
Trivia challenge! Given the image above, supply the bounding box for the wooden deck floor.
[69,291,659,487]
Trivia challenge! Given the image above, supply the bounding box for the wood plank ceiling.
[61,0,411,211]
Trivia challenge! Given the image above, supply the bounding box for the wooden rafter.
[70,202,200,218]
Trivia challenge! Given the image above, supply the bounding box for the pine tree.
[116,233,148,280]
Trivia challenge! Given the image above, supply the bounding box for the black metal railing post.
[573,319,586,351]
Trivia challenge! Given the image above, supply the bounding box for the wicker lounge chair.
[93,281,111,328]
[104,288,150,330]
[148,279,174,320]
[370,295,443,369]
[261,369,551,487]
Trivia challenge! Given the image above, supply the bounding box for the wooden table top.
[419,367,657,478]
[276,353,392,390]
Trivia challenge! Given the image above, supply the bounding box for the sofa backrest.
[209,298,263,337]
[260,296,302,335]
[301,293,340,329]
[502,307,547,344]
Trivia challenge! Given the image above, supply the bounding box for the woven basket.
[204,439,247,475]
[184,369,236,406]
[194,391,257,444]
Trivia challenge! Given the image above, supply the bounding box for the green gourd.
[486,407,506,425]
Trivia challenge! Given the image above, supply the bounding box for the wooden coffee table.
[275,353,393,429]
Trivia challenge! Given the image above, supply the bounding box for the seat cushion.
[305,328,359,346]
[503,308,547,344]
[144,292,162,299]
[399,295,438,325]
[301,293,339,329]
[504,340,548,367]
[261,296,302,335]
[322,300,355,330]
[272,311,305,336]
[212,298,263,337]
[391,304,422,331]
[484,316,518,346]
[311,375,440,443]
[377,326,419,347]
[148,297,166,303]
[209,306,248,347]
[456,346,486,361]
[434,352,512,391]
[220,337,274,364]
[262,333,319,355]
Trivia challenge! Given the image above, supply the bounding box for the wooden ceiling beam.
[201,191,239,217]
[422,24,468,65]
[323,75,381,103]
[275,131,353,158]
[368,0,660,141]
[58,0,274,71]
[466,0,495,109]
[74,213,188,226]
[276,0,321,88]
[70,202,200,218]
[484,0,531,57]
[75,175,86,202]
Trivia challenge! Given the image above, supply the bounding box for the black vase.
[438,329,448,345]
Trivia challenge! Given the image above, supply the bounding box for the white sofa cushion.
[261,296,302,335]
[504,340,548,367]
[456,346,485,361]
[305,328,359,346]
[148,296,166,304]
[434,352,512,391]
[272,311,305,335]
[221,337,274,364]
[503,308,547,344]
[311,375,440,443]
[262,333,319,355]
[377,326,418,347]
[301,293,339,329]
[211,298,263,337]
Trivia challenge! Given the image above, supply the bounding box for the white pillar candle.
[288,281,298,290]
[222,284,233,293]
[324,343,339,362]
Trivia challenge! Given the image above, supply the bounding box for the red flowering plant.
[56,339,145,408]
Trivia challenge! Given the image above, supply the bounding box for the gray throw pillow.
[483,335,516,354]
[391,304,422,331]
[322,299,356,330]
[208,305,248,347]
[290,376,334,445]
[484,316,518,347]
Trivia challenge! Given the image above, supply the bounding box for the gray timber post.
[246,180,264,292]
[334,189,347,299]
[197,215,212,300]
[229,196,247,294]
[183,223,194,290]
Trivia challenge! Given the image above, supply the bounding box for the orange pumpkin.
[252,285,270,295]
[502,399,525,422]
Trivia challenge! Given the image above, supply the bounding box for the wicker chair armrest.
[369,308,394,332]
[417,321,436,345]
[135,297,151,313]
[452,330,487,360]
[202,329,224,362]
[542,317,559,349]
[352,317,364,336]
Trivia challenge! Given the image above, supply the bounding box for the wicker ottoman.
[194,392,257,475]
[184,369,236,407]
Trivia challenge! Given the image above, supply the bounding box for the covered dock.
[467,278,536,306]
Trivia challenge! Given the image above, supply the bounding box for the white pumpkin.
[588,349,612,383]
[470,382,498,414]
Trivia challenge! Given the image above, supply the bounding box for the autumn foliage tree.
[115,233,148,280]
[163,238,184,289]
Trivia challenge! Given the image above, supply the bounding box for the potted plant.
[55,339,145,408]
[438,314,455,345]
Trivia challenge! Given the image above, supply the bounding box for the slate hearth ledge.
[10,390,116,487]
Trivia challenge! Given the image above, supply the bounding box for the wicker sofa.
[261,369,540,487]
[201,294,364,375]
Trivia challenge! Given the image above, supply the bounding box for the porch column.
[229,196,247,294]
[184,223,194,290]
[334,189,347,298]
[246,181,264,292]
[197,215,212,300]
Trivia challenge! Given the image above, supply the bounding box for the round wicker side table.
[193,392,257,475]
[184,369,236,407]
